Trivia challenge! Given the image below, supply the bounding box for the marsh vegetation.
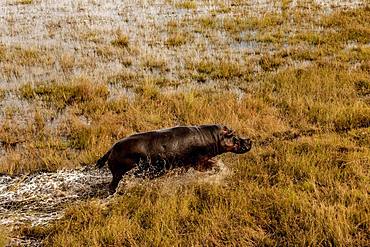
[0,0,369,246]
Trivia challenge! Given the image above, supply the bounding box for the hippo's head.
[219,126,252,154]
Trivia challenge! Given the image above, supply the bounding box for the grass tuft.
[187,59,246,79]
[142,55,167,71]
[13,0,33,5]
[175,1,197,10]
[59,52,75,72]
[259,54,285,71]
[166,32,188,46]
[0,44,5,61]
[111,29,129,48]
[0,88,5,101]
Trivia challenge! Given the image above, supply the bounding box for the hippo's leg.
[194,157,217,171]
[108,158,136,194]
[136,157,166,179]
[110,171,124,194]
[151,158,167,178]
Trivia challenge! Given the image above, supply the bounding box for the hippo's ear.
[227,130,235,137]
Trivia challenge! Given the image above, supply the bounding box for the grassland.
[0,227,8,247]
[0,0,369,246]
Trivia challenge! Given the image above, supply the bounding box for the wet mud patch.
[0,166,111,227]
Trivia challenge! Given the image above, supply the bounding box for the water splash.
[0,160,231,247]
[0,160,230,228]
[0,166,111,227]
[116,160,231,195]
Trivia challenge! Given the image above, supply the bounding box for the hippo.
[96,124,252,193]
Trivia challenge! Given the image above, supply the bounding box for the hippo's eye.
[232,136,238,143]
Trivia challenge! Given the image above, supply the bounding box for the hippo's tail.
[96,148,112,169]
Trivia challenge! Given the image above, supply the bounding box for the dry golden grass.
[59,52,75,73]
[26,133,370,246]
[0,227,8,247]
[175,0,197,10]
[19,77,109,110]
[142,55,168,71]
[0,88,5,101]
[1,1,370,246]
[111,30,129,48]
[1,46,51,66]
[10,0,33,5]
[166,32,189,46]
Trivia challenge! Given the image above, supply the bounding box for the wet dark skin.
[97,124,252,193]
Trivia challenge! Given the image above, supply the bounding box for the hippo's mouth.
[234,138,252,154]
